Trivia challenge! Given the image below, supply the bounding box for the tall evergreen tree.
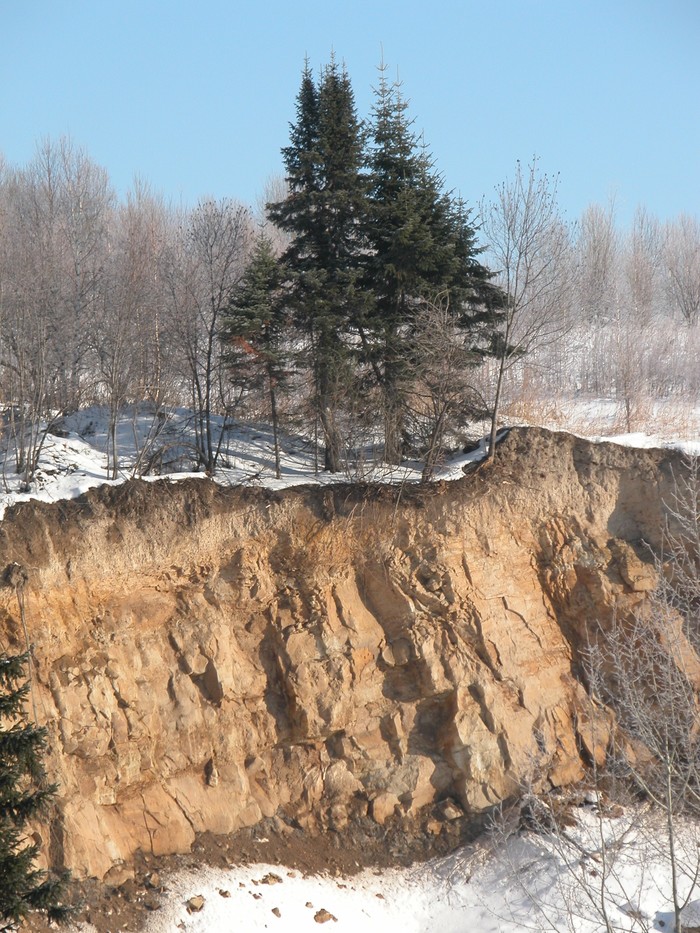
[221,232,288,478]
[362,67,431,462]
[269,57,504,468]
[267,59,321,277]
[0,651,70,931]
[364,66,505,461]
[268,57,369,472]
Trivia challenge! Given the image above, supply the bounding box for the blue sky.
[3,0,699,225]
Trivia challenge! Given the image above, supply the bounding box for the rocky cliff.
[0,427,680,880]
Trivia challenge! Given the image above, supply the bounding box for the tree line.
[0,61,699,485]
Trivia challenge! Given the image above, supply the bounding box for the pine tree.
[0,651,70,931]
[268,56,369,472]
[221,232,288,478]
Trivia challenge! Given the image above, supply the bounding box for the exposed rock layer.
[0,427,679,878]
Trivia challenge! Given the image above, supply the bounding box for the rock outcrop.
[0,427,682,878]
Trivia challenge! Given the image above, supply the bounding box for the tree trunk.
[488,357,506,460]
[268,366,281,480]
[317,354,342,473]
[381,341,404,465]
[382,385,403,465]
[320,405,342,473]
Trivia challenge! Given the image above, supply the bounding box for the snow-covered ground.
[0,399,699,520]
[70,808,700,932]
[0,405,482,520]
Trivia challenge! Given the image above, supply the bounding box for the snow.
[0,406,487,520]
[122,859,483,933]
[68,852,518,932]
[67,811,700,932]
[591,431,700,457]
[1,401,697,522]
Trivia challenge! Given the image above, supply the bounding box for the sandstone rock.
[610,540,657,592]
[371,792,399,825]
[314,908,337,923]
[102,862,134,887]
[167,771,261,836]
[328,802,349,831]
[0,427,681,881]
[324,761,363,799]
[186,895,205,913]
[205,757,219,786]
[438,798,464,821]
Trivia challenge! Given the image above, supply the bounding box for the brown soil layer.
[30,812,484,932]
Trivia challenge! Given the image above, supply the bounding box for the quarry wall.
[0,427,678,879]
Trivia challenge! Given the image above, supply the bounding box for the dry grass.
[498,386,700,442]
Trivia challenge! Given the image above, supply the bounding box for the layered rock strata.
[0,427,678,878]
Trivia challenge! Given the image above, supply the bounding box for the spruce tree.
[363,67,432,462]
[221,232,288,478]
[364,66,505,461]
[267,59,321,278]
[269,57,504,468]
[0,651,70,931]
[268,57,369,472]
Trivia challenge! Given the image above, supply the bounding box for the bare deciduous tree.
[0,153,65,482]
[480,158,573,459]
[586,628,700,928]
[576,200,620,324]
[663,214,700,325]
[93,181,175,477]
[624,206,662,326]
[407,295,485,482]
[487,460,700,933]
[164,198,252,473]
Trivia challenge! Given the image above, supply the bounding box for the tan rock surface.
[0,427,682,878]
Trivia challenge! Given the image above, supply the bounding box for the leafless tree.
[489,778,651,932]
[586,458,700,932]
[586,620,700,931]
[163,198,253,472]
[485,460,700,933]
[576,200,620,325]
[406,295,485,482]
[0,158,62,482]
[12,138,113,415]
[255,173,291,253]
[663,214,700,326]
[54,138,112,410]
[480,158,573,459]
[92,181,176,477]
[624,207,662,327]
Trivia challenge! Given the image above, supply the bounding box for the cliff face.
[0,428,678,879]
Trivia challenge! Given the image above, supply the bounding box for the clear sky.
[3,0,699,225]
